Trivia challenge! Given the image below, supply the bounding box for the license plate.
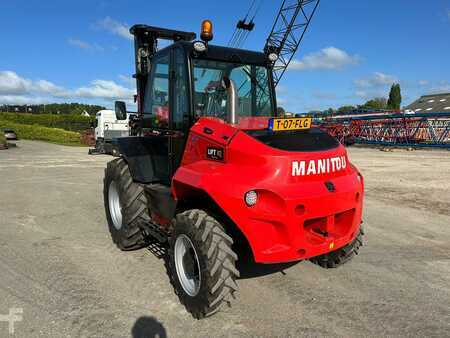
[269,117,312,131]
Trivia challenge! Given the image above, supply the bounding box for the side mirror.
[115,101,127,120]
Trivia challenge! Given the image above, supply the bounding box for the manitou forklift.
[103,20,364,319]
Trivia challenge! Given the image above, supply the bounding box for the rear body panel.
[173,118,363,263]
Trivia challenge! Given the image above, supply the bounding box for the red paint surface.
[173,117,364,263]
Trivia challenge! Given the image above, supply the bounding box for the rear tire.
[310,227,364,268]
[104,158,149,251]
[168,209,239,319]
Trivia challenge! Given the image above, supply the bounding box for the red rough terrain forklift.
[103,20,364,319]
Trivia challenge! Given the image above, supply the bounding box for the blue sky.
[0,0,449,112]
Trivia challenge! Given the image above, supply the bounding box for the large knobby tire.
[104,158,149,251]
[310,228,364,268]
[168,209,239,319]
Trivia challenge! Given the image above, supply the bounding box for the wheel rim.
[108,181,122,230]
[174,234,201,297]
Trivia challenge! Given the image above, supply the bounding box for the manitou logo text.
[292,156,347,176]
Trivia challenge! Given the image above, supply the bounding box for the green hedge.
[0,112,95,132]
[0,132,6,146]
[0,120,82,145]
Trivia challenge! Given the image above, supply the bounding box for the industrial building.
[405,93,450,113]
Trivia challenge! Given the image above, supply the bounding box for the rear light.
[244,190,258,207]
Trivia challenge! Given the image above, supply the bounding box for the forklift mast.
[130,25,196,115]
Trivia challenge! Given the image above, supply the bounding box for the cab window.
[172,48,189,130]
[143,53,170,128]
[192,59,274,122]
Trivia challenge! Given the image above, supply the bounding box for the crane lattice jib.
[265,0,320,87]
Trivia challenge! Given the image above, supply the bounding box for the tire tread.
[104,158,148,251]
[168,209,239,319]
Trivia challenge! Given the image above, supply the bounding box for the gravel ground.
[0,140,449,337]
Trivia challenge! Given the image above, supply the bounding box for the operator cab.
[137,40,277,132]
[114,21,279,184]
[115,20,337,186]
[114,21,278,132]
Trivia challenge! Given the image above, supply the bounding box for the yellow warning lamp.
[200,20,213,43]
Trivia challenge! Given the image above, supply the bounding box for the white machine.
[91,109,130,155]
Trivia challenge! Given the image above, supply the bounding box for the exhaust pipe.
[222,76,238,124]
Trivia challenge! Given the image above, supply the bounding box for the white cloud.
[118,75,135,87]
[68,38,104,51]
[351,72,399,100]
[0,71,32,95]
[289,47,360,71]
[0,71,71,98]
[97,17,132,40]
[354,89,390,101]
[73,80,135,100]
[34,80,69,97]
[68,38,91,50]
[0,70,135,105]
[354,72,398,88]
[428,81,450,94]
[353,77,450,102]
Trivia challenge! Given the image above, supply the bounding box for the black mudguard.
[145,184,177,221]
[115,136,169,184]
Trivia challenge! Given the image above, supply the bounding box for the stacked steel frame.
[320,112,450,149]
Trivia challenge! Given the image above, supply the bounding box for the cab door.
[141,50,171,184]
[169,47,191,176]
[140,47,190,183]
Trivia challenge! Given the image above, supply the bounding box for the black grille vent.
[245,128,340,152]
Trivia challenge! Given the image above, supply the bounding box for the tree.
[318,108,335,117]
[387,83,402,110]
[360,97,387,110]
[276,106,286,116]
[337,105,355,114]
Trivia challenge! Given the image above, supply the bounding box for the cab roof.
[158,41,271,67]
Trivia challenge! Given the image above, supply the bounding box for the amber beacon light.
[200,20,213,42]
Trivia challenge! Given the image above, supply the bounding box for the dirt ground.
[0,140,449,337]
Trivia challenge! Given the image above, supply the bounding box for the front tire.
[168,209,239,319]
[104,158,149,250]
